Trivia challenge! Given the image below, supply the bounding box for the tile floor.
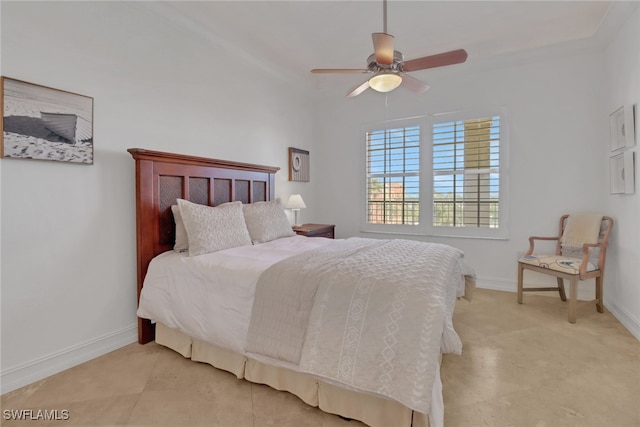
[2,289,639,426]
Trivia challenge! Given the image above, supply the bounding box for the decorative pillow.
[171,205,189,252]
[177,199,252,257]
[242,199,296,244]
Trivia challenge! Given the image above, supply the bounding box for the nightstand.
[292,223,335,239]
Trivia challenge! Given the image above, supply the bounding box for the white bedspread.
[137,235,335,354]
[245,238,467,414]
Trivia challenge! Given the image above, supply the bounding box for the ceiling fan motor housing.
[367,50,404,71]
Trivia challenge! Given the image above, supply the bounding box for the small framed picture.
[609,105,636,152]
[289,147,310,182]
[1,76,94,164]
[610,150,636,194]
[610,153,625,193]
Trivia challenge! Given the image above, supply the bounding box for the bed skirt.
[155,322,431,427]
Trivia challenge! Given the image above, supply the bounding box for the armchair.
[517,214,613,323]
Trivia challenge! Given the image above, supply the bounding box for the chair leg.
[595,276,604,313]
[568,276,578,323]
[517,263,524,304]
[557,277,567,301]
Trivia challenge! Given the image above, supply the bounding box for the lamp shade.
[369,72,402,93]
[285,194,306,210]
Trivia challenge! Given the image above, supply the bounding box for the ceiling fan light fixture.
[369,72,402,93]
[310,0,467,97]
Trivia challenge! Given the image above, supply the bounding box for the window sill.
[359,228,509,241]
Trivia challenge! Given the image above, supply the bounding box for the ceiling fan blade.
[400,74,430,94]
[372,32,394,65]
[311,68,370,74]
[401,49,468,72]
[346,80,370,98]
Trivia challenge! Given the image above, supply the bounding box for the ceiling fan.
[311,0,468,98]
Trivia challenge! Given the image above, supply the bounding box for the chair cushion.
[519,255,598,275]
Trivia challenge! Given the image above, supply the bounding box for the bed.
[128,148,474,427]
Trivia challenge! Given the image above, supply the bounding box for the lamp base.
[293,209,302,227]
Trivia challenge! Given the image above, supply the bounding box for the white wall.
[313,41,606,285]
[602,5,640,339]
[0,2,316,393]
[1,1,638,395]
[312,5,639,339]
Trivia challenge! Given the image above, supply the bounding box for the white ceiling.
[159,1,615,88]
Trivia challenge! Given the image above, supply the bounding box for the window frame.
[425,107,509,239]
[361,116,426,235]
[360,107,510,240]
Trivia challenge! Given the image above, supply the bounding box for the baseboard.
[475,276,515,293]
[1,324,137,395]
[605,299,640,341]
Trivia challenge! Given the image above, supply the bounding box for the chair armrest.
[526,236,559,256]
[580,242,608,275]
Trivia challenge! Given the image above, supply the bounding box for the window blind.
[432,116,500,228]
[366,126,420,225]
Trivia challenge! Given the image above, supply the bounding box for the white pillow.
[171,205,189,252]
[177,199,252,257]
[242,199,296,244]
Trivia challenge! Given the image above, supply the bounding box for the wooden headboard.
[128,148,279,344]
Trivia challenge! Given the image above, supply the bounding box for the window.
[432,116,501,228]
[362,109,508,239]
[366,124,420,226]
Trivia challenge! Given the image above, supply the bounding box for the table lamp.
[285,194,306,226]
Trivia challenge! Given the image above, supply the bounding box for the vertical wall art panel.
[1,77,94,164]
[609,151,636,194]
[608,104,636,194]
[609,105,636,152]
[610,153,626,193]
[623,150,635,194]
[289,147,310,182]
[632,104,638,148]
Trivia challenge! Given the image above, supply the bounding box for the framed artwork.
[610,153,625,193]
[623,150,636,194]
[1,76,94,164]
[634,104,638,148]
[609,105,635,152]
[289,147,310,182]
[610,150,635,194]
